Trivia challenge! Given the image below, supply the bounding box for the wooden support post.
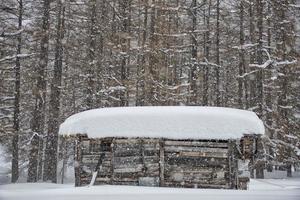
[159,139,165,186]
[228,140,238,189]
[74,135,83,186]
[61,136,67,184]
[110,139,115,184]
[139,139,146,175]
[255,136,265,179]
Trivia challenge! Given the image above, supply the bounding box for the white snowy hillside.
[59,106,265,140]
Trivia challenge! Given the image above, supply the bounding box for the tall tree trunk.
[265,1,273,172]
[248,0,256,111]
[202,0,211,106]
[190,0,197,105]
[215,0,221,106]
[274,0,293,178]
[28,0,50,182]
[85,0,97,109]
[148,0,157,105]
[136,0,148,106]
[12,0,23,183]
[256,0,264,118]
[43,0,65,183]
[119,0,131,106]
[248,1,256,178]
[255,0,265,179]
[238,0,245,109]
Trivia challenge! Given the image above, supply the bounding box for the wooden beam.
[159,139,165,186]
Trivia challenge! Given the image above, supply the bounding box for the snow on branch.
[232,43,258,50]
[101,86,126,93]
[1,29,24,37]
[249,46,297,70]
[249,59,273,69]
[274,60,297,66]
[289,4,300,8]
[199,58,222,68]
[0,53,36,63]
[237,69,259,79]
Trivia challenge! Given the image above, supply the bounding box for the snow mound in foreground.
[59,106,265,140]
[1,178,300,200]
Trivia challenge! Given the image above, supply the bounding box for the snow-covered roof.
[59,106,265,140]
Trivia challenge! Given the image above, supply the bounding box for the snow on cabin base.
[59,106,265,140]
[1,178,299,200]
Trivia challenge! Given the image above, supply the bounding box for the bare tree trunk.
[190,0,197,105]
[265,1,273,172]
[85,0,97,109]
[12,0,23,183]
[215,0,221,106]
[136,0,148,106]
[238,0,245,109]
[119,0,131,106]
[60,136,66,184]
[256,0,264,118]
[148,0,157,105]
[28,0,50,182]
[274,0,293,178]
[255,0,265,179]
[248,0,256,111]
[202,0,211,106]
[44,0,65,183]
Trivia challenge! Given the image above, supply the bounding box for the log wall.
[74,135,258,189]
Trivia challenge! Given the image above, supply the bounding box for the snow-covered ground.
[1,178,299,200]
[0,146,10,184]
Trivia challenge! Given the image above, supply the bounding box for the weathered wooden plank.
[144,171,160,177]
[95,177,111,182]
[144,144,160,150]
[98,167,112,174]
[113,164,144,173]
[164,146,228,153]
[113,138,159,144]
[113,156,143,165]
[82,155,112,164]
[165,156,228,167]
[165,165,227,174]
[144,149,159,156]
[82,152,112,157]
[111,181,138,186]
[159,139,165,186]
[113,138,141,144]
[164,140,228,148]
[113,150,141,157]
[179,151,227,158]
[165,176,228,186]
[162,181,231,189]
[144,156,160,163]
[164,169,227,181]
[113,171,144,179]
[114,144,141,150]
[145,163,159,169]
[165,166,227,175]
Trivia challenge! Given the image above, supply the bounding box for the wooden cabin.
[59,106,265,190]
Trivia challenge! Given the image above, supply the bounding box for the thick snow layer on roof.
[59,106,265,140]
